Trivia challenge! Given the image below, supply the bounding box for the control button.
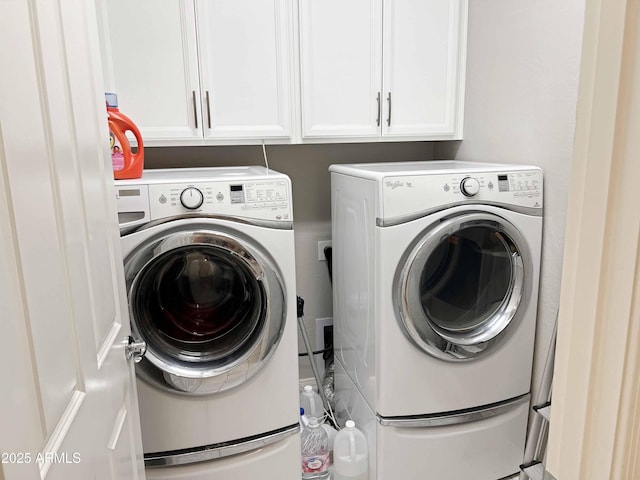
[443,183,451,192]
[488,181,494,190]
[216,193,224,201]
[159,195,167,204]
[460,177,480,197]
[180,187,204,210]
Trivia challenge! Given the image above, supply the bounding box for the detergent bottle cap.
[105,92,118,108]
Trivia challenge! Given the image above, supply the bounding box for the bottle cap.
[345,420,355,430]
[300,408,305,415]
[309,416,320,427]
[105,92,118,108]
[304,385,313,393]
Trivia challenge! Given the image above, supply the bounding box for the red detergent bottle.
[106,92,144,179]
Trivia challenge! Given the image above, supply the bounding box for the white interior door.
[0,1,145,480]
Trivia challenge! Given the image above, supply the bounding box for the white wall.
[436,0,586,402]
[145,142,435,379]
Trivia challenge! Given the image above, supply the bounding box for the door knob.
[124,336,147,363]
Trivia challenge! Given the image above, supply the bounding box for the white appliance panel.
[117,167,300,476]
[144,434,301,480]
[375,206,542,415]
[121,218,299,452]
[331,174,377,397]
[334,359,527,480]
[329,160,537,178]
[331,161,543,413]
[115,167,293,225]
[331,161,543,480]
[380,169,542,221]
[375,402,528,480]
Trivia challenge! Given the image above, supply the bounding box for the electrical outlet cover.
[314,317,333,378]
[315,317,333,351]
[317,240,332,261]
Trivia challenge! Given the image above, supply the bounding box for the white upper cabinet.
[196,1,293,141]
[299,0,383,138]
[98,0,294,146]
[299,0,467,141]
[98,0,466,146]
[99,0,201,143]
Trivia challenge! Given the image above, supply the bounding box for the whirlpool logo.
[385,180,413,189]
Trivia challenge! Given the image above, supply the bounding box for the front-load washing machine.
[330,161,543,479]
[115,167,300,480]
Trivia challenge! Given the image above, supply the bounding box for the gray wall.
[145,142,435,379]
[436,0,586,401]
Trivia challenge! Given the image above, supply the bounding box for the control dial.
[180,187,204,210]
[460,177,480,197]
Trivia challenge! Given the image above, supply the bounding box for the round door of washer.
[124,226,286,395]
[395,211,532,361]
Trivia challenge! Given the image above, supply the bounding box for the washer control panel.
[382,169,542,220]
[116,178,292,225]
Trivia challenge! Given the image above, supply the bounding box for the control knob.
[460,177,480,197]
[180,187,204,210]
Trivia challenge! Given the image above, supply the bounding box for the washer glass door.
[125,228,285,394]
[396,212,530,361]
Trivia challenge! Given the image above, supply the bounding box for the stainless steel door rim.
[395,211,531,361]
[124,227,286,395]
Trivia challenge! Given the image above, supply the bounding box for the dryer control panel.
[381,169,543,222]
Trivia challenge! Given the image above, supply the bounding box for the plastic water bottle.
[321,421,338,451]
[300,385,324,419]
[300,408,310,432]
[333,420,368,480]
[301,416,330,479]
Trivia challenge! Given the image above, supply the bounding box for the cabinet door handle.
[205,91,212,129]
[376,92,381,126]
[192,91,198,129]
[387,92,392,127]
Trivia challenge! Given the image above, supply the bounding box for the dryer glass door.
[397,212,530,361]
[125,228,286,394]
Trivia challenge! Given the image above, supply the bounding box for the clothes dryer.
[116,167,300,478]
[330,161,543,479]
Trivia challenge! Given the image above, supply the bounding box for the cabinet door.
[382,0,467,139]
[196,0,293,140]
[98,0,202,144]
[299,0,383,138]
